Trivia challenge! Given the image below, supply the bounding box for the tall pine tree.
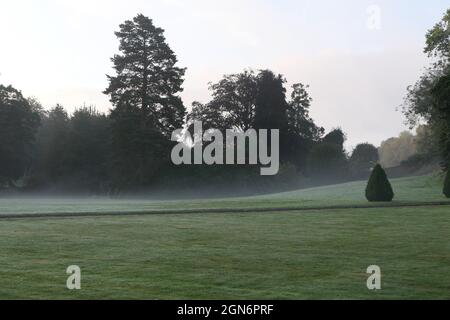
[104,14,186,189]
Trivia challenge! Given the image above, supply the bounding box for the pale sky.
[0,0,448,148]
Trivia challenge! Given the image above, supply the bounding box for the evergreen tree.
[254,70,288,131]
[365,164,394,202]
[104,14,186,135]
[104,14,186,189]
[254,70,289,162]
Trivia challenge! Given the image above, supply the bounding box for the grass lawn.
[0,206,449,299]
[0,173,449,299]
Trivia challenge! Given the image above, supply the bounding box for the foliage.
[322,128,346,152]
[402,8,450,167]
[365,164,394,202]
[0,85,41,185]
[379,131,417,168]
[307,142,348,181]
[349,143,379,179]
[104,14,186,190]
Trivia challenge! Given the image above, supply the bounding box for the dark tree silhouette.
[365,164,394,202]
[430,74,450,167]
[307,143,348,181]
[287,83,323,141]
[323,128,346,152]
[286,83,324,170]
[104,14,186,189]
[254,70,288,131]
[34,105,70,183]
[350,143,379,179]
[104,14,186,135]
[0,85,41,186]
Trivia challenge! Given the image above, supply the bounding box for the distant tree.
[65,107,111,191]
[365,164,394,202]
[322,128,346,152]
[104,14,186,189]
[444,170,450,198]
[378,131,417,168]
[430,73,450,167]
[414,124,439,159]
[0,85,41,186]
[285,83,324,170]
[254,70,290,162]
[402,8,450,167]
[188,69,324,171]
[307,143,348,181]
[187,70,258,135]
[350,143,379,179]
[254,70,288,131]
[104,14,186,135]
[188,101,227,134]
[34,105,70,183]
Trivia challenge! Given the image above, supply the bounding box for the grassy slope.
[0,173,449,299]
[0,206,449,299]
[0,173,448,215]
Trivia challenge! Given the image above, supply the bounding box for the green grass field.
[0,174,449,299]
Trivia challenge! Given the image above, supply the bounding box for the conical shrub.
[365,164,394,202]
[444,170,450,198]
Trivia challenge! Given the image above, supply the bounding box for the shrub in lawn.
[365,164,394,202]
[444,170,450,198]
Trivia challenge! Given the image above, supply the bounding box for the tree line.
[1,11,448,196]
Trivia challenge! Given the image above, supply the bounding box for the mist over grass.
[0,173,447,216]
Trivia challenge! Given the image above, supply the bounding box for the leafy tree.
[65,107,111,191]
[307,143,348,181]
[430,73,450,167]
[444,170,450,198]
[425,8,450,69]
[402,8,450,167]
[0,85,41,186]
[350,143,379,179]
[187,70,258,137]
[365,164,394,202]
[322,128,346,152]
[284,83,324,170]
[104,14,186,189]
[287,83,323,140]
[415,124,439,159]
[378,131,417,168]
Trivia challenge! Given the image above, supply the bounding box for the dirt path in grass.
[1,200,450,220]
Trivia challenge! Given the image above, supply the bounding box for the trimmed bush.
[444,170,450,198]
[365,164,394,202]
